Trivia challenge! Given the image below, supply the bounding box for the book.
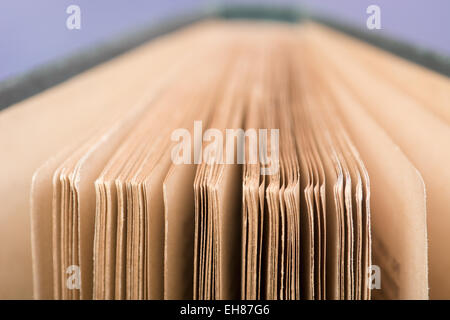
[1,20,449,300]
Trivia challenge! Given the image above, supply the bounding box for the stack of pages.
[1,21,449,300]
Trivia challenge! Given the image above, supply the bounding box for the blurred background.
[0,0,449,82]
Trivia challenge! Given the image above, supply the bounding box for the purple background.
[0,0,449,81]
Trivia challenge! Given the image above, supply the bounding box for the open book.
[1,21,449,300]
